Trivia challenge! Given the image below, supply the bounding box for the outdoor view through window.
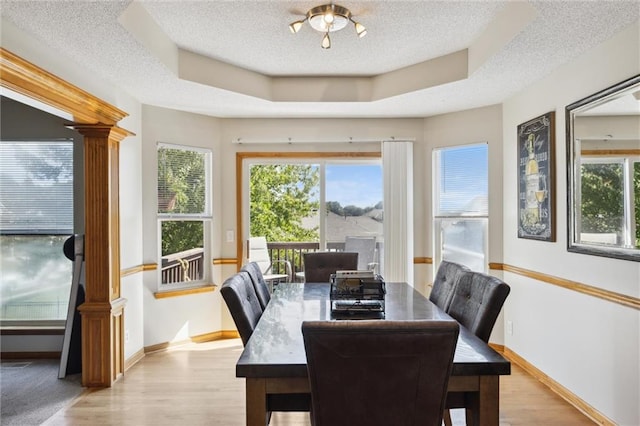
[249,162,383,276]
[0,141,74,322]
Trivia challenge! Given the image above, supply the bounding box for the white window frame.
[157,143,212,290]
[432,142,489,273]
[578,156,638,249]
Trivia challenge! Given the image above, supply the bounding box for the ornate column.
[73,124,131,387]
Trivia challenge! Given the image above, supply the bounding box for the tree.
[250,164,319,242]
[580,163,623,234]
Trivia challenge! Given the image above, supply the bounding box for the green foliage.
[580,163,623,233]
[161,221,203,256]
[249,164,319,242]
[158,147,205,214]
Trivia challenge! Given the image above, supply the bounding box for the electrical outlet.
[125,329,130,343]
[507,321,513,335]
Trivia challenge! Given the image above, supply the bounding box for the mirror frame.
[565,74,640,262]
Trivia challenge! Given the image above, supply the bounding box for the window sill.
[153,284,217,299]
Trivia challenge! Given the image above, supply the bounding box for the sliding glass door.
[245,158,383,276]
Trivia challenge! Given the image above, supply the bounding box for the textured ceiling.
[1,1,639,118]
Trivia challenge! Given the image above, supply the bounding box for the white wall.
[502,21,640,425]
[141,105,224,346]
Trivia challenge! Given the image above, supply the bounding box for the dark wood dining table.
[236,282,511,426]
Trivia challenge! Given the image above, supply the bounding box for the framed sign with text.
[517,111,555,241]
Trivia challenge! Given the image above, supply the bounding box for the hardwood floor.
[43,338,594,426]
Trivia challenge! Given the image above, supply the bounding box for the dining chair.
[302,251,358,283]
[220,271,311,419]
[443,270,511,426]
[302,319,459,426]
[240,261,271,311]
[219,272,262,346]
[429,260,471,312]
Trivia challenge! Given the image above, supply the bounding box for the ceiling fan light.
[289,20,304,34]
[321,32,331,49]
[354,21,367,37]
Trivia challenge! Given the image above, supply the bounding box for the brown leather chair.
[447,270,510,343]
[444,270,511,426]
[302,319,459,426]
[221,271,310,418]
[429,260,471,312]
[219,272,262,346]
[240,261,271,311]
[303,252,358,283]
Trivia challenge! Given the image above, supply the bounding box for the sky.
[326,164,382,208]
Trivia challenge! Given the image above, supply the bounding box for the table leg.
[246,378,268,426]
[467,376,499,426]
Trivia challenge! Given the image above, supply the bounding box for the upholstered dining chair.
[302,252,358,283]
[240,261,271,311]
[443,270,511,426]
[429,260,471,312]
[220,271,311,419]
[447,270,511,343]
[219,272,262,346]
[302,319,460,426]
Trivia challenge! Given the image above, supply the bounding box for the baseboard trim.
[503,347,614,426]
[124,348,145,372]
[143,330,240,354]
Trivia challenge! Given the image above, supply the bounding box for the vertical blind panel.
[157,146,208,215]
[382,141,414,284]
[0,141,73,233]
[435,144,488,216]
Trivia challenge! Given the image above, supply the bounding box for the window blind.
[0,141,73,234]
[435,144,488,217]
[157,144,210,217]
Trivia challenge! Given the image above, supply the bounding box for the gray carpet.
[1,359,83,425]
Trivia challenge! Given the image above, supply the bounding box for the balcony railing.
[161,248,204,284]
[265,241,382,276]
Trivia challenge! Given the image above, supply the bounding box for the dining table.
[235,282,511,426]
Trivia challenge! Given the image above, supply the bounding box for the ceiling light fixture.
[289,3,367,49]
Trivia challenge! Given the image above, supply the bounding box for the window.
[433,143,488,273]
[0,141,74,322]
[157,143,212,288]
[578,156,639,248]
[245,158,383,276]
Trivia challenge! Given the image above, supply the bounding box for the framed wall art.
[517,111,555,241]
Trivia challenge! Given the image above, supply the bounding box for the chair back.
[220,272,262,346]
[447,271,511,342]
[240,261,271,310]
[247,236,272,274]
[429,260,470,312]
[344,236,377,271]
[303,252,358,283]
[302,320,459,426]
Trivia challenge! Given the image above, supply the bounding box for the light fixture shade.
[321,32,331,49]
[354,21,367,38]
[289,3,366,48]
[289,20,305,34]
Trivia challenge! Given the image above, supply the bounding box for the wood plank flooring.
[42,339,594,426]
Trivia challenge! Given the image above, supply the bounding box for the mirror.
[566,74,640,261]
